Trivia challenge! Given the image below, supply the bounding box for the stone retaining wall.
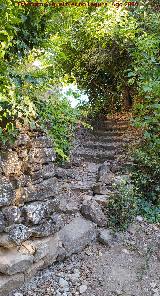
[0,128,97,295]
[0,128,60,247]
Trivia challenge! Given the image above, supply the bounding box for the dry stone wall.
[0,128,62,247]
[0,128,97,296]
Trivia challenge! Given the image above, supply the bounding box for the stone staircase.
[0,116,135,296]
[71,118,131,165]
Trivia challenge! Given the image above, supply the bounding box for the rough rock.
[2,206,21,224]
[58,217,96,258]
[0,233,15,248]
[29,170,43,183]
[28,148,56,164]
[0,273,24,296]
[97,161,111,181]
[136,215,143,222]
[113,175,130,185]
[50,213,64,231]
[0,212,5,232]
[127,223,141,235]
[23,178,58,202]
[18,241,36,256]
[1,151,22,176]
[54,167,69,179]
[93,194,110,207]
[16,175,31,187]
[79,284,88,294]
[0,177,15,207]
[23,202,49,225]
[92,183,113,195]
[57,196,79,214]
[0,247,33,275]
[31,219,56,237]
[99,172,115,185]
[8,224,31,245]
[33,136,53,148]
[42,163,55,179]
[81,201,107,227]
[59,277,69,288]
[14,133,30,146]
[98,229,113,246]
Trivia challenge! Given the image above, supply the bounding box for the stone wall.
[0,128,62,248]
[0,128,102,296]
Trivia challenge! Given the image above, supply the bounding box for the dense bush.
[107,180,138,230]
[35,95,79,161]
[129,8,160,209]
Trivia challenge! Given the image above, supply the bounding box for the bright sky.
[61,84,89,108]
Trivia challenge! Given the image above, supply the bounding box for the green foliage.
[107,180,138,230]
[54,4,137,113]
[137,198,160,223]
[131,145,160,205]
[0,2,80,159]
[129,8,160,210]
[35,95,79,161]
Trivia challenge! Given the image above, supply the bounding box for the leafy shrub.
[137,198,160,223]
[132,145,160,205]
[35,95,79,162]
[107,180,138,230]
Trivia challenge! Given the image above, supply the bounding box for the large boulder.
[58,216,97,258]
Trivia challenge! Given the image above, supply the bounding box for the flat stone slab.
[0,273,24,296]
[0,247,33,275]
[58,216,97,258]
[0,217,97,295]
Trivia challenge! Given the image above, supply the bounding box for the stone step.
[73,154,115,164]
[92,125,128,132]
[72,147,116,158]
[84,135,130,144]
[82,142,123,151]
[91,120,128,126]
[91,130,125,137]
[70,181,95,192]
